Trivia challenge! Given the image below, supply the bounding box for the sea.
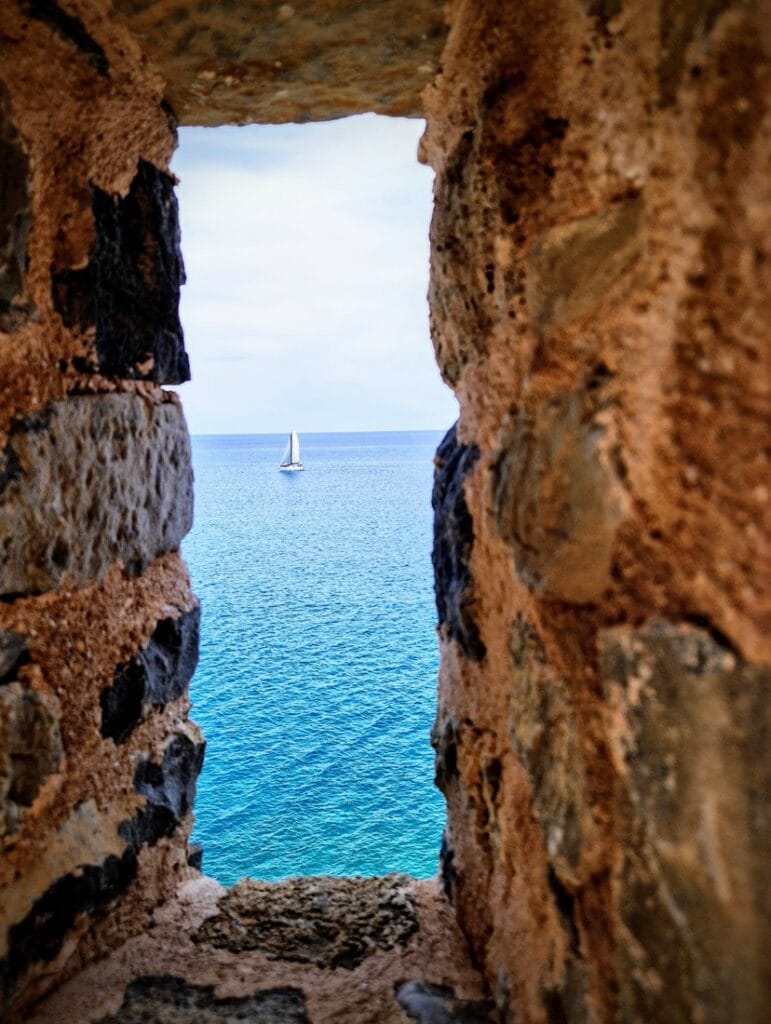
[183,431,447,885]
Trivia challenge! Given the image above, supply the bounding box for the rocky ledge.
[28,875,494,1024]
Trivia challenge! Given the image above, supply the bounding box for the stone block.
[599,621,771,1022]
[0,682,62,837]
[495,388,626,603]
[0,394,193,596]
[111,0,447,125]
[196,874,419,970]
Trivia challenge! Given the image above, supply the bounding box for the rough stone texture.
[421,1,771,1022]
[600,621,770,1023]
[111,0,448,126]
[0,683,62,838]
[0,393,193,596]
[0,83,33,333]
[31,877,490,1024]
[101,606,200,744]
[98,976,309,1024]
[196,875,418,970]
[53,159,190,385]
[495,381,628,603]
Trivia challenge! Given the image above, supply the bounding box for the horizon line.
[190,426,453,437]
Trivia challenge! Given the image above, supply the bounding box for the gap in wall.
[171,115,457,884]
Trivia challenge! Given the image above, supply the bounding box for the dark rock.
[0,849,137,1013]
[431,423,485,660]
[98,976,308,1023]
[0,83,34,332]
[0,629,27,684]
[432,717,459,791]
[186,843,203,871]
[18,0,109,76]
[1,682,62,837]
[196,874,419,970]
[52,159,189,384]
[100,606,200,743]
[119,734,205,850]
[396,981,496,1023]
[439,831,457,902]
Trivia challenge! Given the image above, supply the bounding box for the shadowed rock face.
[119,734,205,850]
[52,160,189,385]
[196,875,419,970]
[98,976,309,1024]
[110,0,447,125]
[0,84,33,332]
[432,425,484,660]
[0,682,62,837]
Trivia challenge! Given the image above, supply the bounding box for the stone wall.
[423,2,770,1021]
[0,3,200,1016]
[0,1,768,1022]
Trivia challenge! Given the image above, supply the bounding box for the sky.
[171,115,458,435]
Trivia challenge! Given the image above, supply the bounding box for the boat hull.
[279,463,304,472]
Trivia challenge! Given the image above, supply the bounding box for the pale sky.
[171,115,458,435]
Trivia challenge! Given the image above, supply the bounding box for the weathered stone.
[397,981,496,1023]
[525,197,644,335]
[495,387,626,603]
[507,617,584,873]
[658,0,731,106]
[98,976,308,1024]
[111,0,447,126]
[100,606,200,743]
[0,682,62,837]
[119,734,205,850]
[0,83,33,332]
[600,621,771,1023]
[196,874,419,970]
[19,0,109,77]
[0,849,138,1012]
[0,394,193,596]
[53,160,189,384]
[0,628,27,683]
[432,424,484,660]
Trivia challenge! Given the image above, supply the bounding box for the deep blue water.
[184,431,446,884]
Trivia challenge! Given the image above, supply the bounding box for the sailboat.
[279,430,304,472]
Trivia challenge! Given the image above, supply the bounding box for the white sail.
[279,431,304,471]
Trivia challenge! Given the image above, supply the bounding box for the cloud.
[171,114,457,434]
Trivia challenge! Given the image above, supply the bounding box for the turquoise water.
[184,431,446,884]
